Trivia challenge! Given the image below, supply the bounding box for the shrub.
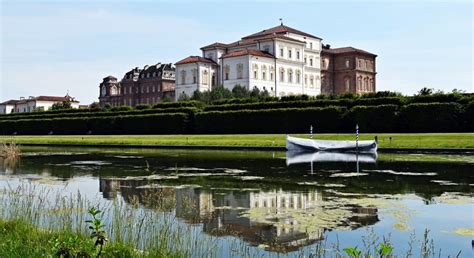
[135,104,152,110]
[195,107,347,134]
[344,105,399,133]
[399,102,463,132]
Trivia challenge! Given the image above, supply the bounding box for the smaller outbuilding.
[0,95,80,114]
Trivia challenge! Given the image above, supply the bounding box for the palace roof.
[242,25,322,40]
[0,100,19,105]
[322,47,377,57]
[220,49,275,59]
[175,56,217,65]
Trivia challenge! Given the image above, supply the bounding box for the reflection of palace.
[100,178,379,252]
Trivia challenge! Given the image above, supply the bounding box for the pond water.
[1,147,473,257]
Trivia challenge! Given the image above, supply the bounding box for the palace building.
[175,23,376,99]
[99,63,175,107]
[0,95,79,114]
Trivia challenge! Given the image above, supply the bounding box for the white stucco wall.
[175,62,217,100]
[221,55,250,90]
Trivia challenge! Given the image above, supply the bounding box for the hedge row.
[0,103,471,135]
[204,97,405,112]
[0,107,197,122]
[196,103,470,134]
[0,113,188,135]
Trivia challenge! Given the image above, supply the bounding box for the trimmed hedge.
[0,113,188,135]
[195,107,347,134]
[204,97,404,112]
[344,105,399,133]
[399,102,464,132]
[0,107,198,122]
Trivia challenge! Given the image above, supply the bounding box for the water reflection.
[100,178,379,252]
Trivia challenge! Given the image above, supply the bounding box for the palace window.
[180,70,186,84]
[280,48,284,57]
[310,76,314,88]
[288,69,293,83]
[146,86,149,93]
[296,70,301,84]
[357,77,362,91]
[252,64,258,79]
[225,65,230,80]
[192,69,197,83]
[296,51,300,60]
[101,86,106,96]
[202,70,209,85]
[309,58,313,66]
[309,42,313,49]
[262,71,266,80]
[111,86,118,95]
[152,86,155,92]
[254,70,258,79]
[344,78,350,92]
[237,63,243,79]
[304,75,308,87]
[288,50,292,59]
[364,78,368,91]
[152,72,156,77]
[279,68,285,82]
[345,59,350,68]
[304,57,307,64]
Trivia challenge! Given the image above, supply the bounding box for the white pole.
[356,124,359,152]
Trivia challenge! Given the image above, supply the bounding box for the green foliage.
[343,246,361,258]
[162,95,173,102]
[110,106,132,112]
[85,207,107,257]
[376,242,394,256]
[418,87,434,96]
[177,92,191,102]
[51,101,72,111]
[231,85,250,99]
[399,102,463,132]
[345,105,399,133]
[135,104,151,110]
[195,107,346,134]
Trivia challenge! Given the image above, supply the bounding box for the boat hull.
[286,135,377,153]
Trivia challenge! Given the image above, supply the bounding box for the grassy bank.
[1,133,473,148]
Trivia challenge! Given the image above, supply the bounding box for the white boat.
[286,135,377,153]
[286,151,377,166]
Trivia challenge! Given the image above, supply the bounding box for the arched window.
[181,70,186,84]
[252,64,259,79]
[202,70,209,85]
[304,75,308,87]
[310,75,314,88]
[279,67,285,82]
[224,65,230,80]
[288,69,293,83]
[357,77,362,91]
[101,86,106,96]
[270,66,275,81]
[370,79,374,91]
[237,63,243,79]
[262,65,267,80]
[296,70,301,84]
[364,78,369,91]
[345,78,350,92]
[111,86,118,95]
[345,59,350,68]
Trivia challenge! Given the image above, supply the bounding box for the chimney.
[20,97,25,100]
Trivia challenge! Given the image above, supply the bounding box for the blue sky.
[1,0,472,104]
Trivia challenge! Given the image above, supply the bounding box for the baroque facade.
[175,24,376,99]
[99,63,175,107]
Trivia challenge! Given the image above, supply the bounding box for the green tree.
[51,100,72,111]
[177,93,191,102]
[232,85,250,99]
[418,87,434,96]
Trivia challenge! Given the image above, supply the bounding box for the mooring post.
[356,124,359,152]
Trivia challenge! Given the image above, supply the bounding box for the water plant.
[0,141,21,159]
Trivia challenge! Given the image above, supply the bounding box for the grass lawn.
[1,133,473,148]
